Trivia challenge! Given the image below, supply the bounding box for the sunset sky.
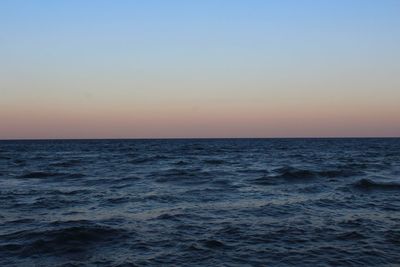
[1,0,399,139]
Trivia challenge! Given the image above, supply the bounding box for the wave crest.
[353,179,400,191]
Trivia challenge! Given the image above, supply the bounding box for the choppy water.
[1,138,400,266]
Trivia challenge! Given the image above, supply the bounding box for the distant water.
[1,138,400,266]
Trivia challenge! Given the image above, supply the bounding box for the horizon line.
[1,136,399,141]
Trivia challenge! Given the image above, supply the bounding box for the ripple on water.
[1,139,400,266]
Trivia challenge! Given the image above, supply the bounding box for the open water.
[0,138,399,266]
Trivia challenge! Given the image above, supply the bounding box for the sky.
[1,0,399,139]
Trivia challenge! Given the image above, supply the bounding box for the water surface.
[1,139,399,266]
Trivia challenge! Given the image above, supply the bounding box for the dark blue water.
[1,139,400,266]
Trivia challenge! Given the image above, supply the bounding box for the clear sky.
[1,0,399,139]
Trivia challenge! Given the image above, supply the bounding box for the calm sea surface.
[0,139,400,266]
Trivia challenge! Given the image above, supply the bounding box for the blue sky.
[1,0,399,138]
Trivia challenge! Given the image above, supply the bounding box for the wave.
[317,169,360,178]
[49,159,82,168]
[51,189,92,196]
[7,218,35,224]
[0,222,127,256]
[29,197,88,210]
[179,144,206,152]
[174,160,190,166]
[238,169,269,175]
[19,172,60,179]
[156,213,186,220]
[252,166,361,184]
[203,159,226,165]
[297,185,326,193]
[103,195,178,205]
[128,157,153,164]
[144,194,179,203]
[13,159,25,165]
[202,239,225,249]
[104,196,131,205]
[385,229,400,245]
[154,169,211,184]
[18,172,85,179]
[65,173,86,179]
[128,155,169,164]
[275,167,318,180]
[337,231,365,240]
[251,167,315,185]
[114,176,141,183]
[353,179,400,191]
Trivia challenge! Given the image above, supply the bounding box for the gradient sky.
[1,0,399,139]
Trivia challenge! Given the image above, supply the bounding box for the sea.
[0,138,399,266]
